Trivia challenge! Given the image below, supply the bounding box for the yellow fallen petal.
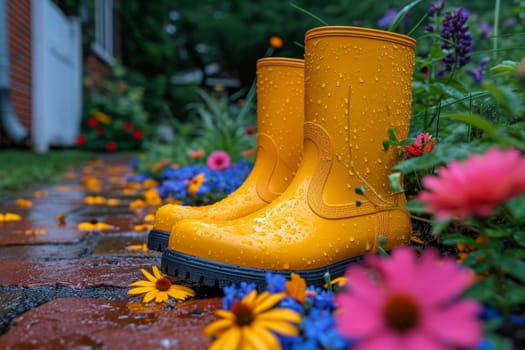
[106,198,121,206]
[144,213,155,222]
[2,213,22,221]
[16,199,32,208]
[77,222,95,231]
[95,222,113,230]
[126,243,148,251]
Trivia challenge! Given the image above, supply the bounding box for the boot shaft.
[256,57,304,168]
[255,58,304,199]
[304,26,416,205]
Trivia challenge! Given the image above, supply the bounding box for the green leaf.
[393,143,481,174]
[506,194,525,221]
[485,334,514,350]
[503,279,525,305]
[464,276,498,303]
[444,113,498,135]
[388,0,424,32]
[499,256,525,284]
[429,41,447,60]
[430,82,468,100]
[432,218,452,234]
[404,199,427,214]
[514,230,525,248]
[288,2,328,25]
[388,128,399,144]
[440,233,477,246]
[484,228,514,238]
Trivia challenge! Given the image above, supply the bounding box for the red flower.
[404,132,436,158]
[87,118,98,128]
[106,141,117,152]
[76,135,86,146]
[245,125,255,136]
[124,122,134,132]
[242,149,256,157]
[96,126,105,135]
[132,129,143,140]
[188,149,205,159]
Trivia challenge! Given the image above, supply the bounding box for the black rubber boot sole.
[147,229,170,251]
[161,248,361,288]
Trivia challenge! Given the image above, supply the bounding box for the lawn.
[0,149,95,196]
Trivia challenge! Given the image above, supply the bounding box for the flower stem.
[493,0,501,61]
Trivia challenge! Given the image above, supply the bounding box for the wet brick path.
[0,154,221,349]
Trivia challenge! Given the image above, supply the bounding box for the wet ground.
[0,153,222,349]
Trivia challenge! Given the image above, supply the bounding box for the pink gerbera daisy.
[207,150,231,170]
[418,147,525,220]
[335,247,483,350]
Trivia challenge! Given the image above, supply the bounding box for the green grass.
[0,149,95,195]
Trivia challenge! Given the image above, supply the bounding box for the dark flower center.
[155,277,172,291]
[232,302,255,326]
[383,293,421,333]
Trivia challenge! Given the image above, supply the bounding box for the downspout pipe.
[0,0,29,144]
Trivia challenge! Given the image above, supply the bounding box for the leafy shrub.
[77,65,150,152]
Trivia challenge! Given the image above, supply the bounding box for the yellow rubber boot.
[162,26,416,287]
[147,58,304,251]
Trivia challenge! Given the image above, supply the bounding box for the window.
[91,0,114,63]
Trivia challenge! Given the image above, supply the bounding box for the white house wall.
[31,0,82,153]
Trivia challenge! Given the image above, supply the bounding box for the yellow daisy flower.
[204,289,301,350]
[128,266,195,304]
[188,173,206,196]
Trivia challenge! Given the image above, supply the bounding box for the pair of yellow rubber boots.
[148,26,416,287]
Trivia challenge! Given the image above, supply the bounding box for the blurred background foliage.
[54,0,523,125]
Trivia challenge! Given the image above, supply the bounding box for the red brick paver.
[0,154,220,349]
[1,297,219,349]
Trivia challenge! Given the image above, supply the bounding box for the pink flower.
[403,132,436,158]
[418,147,525,220]
[207,150,231,170]
[335,247,483,350]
